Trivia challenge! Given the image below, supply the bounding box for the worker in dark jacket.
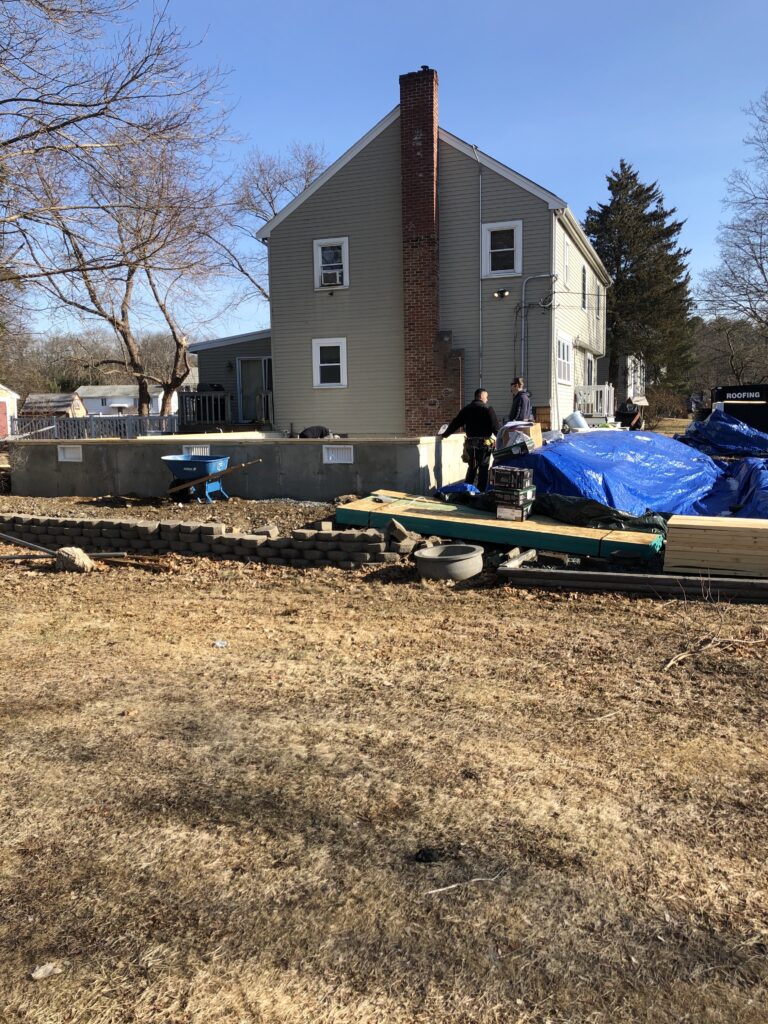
[617,395,642,430]
[442,389,500,491]
[508,377,533,423]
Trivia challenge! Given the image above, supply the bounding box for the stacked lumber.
[337,491,663,561]
[664,515,768,577]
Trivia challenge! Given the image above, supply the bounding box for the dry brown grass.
[1,553,767,1023]
[652,418,692,438]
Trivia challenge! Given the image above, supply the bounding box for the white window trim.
[481,220,523,278]
[313,236,349,291]
[557,332,573,385]
[312,337,348,389]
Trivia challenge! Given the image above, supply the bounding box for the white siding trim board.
[257,108,573,241]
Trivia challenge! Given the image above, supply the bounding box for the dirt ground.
[0,493,337,535]
[1,497,767,1023]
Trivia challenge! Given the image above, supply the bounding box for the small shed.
[76,384,176,416]
[0,384,20,438]
[20,392,87,418]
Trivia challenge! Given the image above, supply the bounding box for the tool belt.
[462,436,494,463]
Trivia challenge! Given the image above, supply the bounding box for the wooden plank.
[337,491,662,560]
[367,491,662,545]
[668,514,768,530]
[498,565,768,601]
[664,513,768,578]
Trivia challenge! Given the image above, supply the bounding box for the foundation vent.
[322,444,355,465]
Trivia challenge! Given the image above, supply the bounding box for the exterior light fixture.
[493,288,509,299]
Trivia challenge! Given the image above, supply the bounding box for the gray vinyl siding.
[196,336,272,392]
[268,120,404,435]
[438,140,554,421]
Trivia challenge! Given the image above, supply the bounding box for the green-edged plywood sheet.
[336,490,663,560]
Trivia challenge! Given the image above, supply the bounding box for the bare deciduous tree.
[2,0,224,282]
[3,1,229,413]
[702,91,768,332]
[18,142,224,413]
[690,316,768,390]
[215,142,326,302]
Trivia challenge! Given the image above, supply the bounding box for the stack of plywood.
[664,515,768,577]
[337,490,663,560]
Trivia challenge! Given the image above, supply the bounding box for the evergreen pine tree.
[584,160,693,387]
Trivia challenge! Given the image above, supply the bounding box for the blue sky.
[157,0,768,335]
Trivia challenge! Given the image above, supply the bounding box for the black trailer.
[711,384,768,433]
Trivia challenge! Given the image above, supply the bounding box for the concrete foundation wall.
[9,435,466,501]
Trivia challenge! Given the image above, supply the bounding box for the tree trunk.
[160,387,176,416]
[137,377,151,416]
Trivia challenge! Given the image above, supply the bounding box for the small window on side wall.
[312,338,347,388]
[557,334,572,385]
[313,237,349,290]
[482,220,522,277]
[581,266,588,310]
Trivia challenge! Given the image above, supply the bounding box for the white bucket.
[563,410,589,431]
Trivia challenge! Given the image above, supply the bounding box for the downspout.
[472,145,483,386]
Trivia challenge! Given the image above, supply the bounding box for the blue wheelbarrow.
[162,454,231,503]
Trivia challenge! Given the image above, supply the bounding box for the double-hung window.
[313,237,349,290]
[557,334,573,384]
[581,266,588,310]
[596,283,602,319]
[482,220,523,277]
[312,338,347,388]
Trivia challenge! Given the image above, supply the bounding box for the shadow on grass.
[2,719,765,1024]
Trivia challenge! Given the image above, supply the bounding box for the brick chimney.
[400,66,462,435]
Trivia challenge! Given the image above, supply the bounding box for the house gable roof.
[256,105,610,285]
[257,107,400,241]
[0,384,20,399]
[437,127,566,209]
[22,392,82,413]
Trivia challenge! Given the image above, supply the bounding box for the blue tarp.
[493,429,768,519]
[675,408,768,456]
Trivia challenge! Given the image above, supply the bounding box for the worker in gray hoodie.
[508,377,533,422]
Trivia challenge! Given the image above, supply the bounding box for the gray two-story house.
[199,66,612,435]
